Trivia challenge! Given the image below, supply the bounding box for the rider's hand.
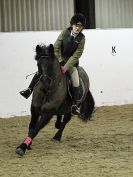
[59,61,65,66]
[61,65,68,74]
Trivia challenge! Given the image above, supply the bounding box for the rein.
[40,74,55,84]
[25,55,48,79]
[26,72,37,79]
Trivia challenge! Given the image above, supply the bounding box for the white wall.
[0,29,133,118]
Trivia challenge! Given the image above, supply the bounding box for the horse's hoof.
[15,143,27,156]
[27,142,32,150]
[27,146,32,150]
[15,148,25,156]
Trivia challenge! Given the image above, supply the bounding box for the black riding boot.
[71,87,81,116]
[20,73,40,99]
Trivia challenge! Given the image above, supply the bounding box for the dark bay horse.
[16,44,95,156]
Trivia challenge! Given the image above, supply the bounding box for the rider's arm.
[54,29,66,63]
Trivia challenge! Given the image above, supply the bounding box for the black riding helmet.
[70,13,86,28]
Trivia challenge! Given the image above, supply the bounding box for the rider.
[20,13,86,115]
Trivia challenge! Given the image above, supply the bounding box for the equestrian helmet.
[70,13,86,27]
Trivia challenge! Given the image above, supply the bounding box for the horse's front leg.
[16,112,52,156]
[55,115,62,129]
[23,105,40,150]
[28,112,52,139]
[28,105,39,132]
[53,112,71,141]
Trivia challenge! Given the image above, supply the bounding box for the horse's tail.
[79,90,95,121]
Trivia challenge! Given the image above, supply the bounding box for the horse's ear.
[36,45,41,53]
[48,44,54,54]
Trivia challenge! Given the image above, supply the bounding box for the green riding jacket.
[54,27,85,70]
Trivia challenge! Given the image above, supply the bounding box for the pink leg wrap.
[24,136,32,146]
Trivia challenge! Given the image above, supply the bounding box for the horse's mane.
[37,43,47,49]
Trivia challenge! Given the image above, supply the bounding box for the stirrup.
[71,104,81,116]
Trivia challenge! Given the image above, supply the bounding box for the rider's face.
[72,22,83,34]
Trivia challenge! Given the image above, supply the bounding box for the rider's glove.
[61,65,68,74]
[59,61,65,66]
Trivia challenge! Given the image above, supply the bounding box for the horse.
[16,44,95,156]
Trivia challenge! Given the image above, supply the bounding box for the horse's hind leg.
[53,112,71,141]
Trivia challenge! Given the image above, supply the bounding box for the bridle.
[38,55,56,94]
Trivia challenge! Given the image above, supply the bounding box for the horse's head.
[35,44,56,92]
[35,44,54,61]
